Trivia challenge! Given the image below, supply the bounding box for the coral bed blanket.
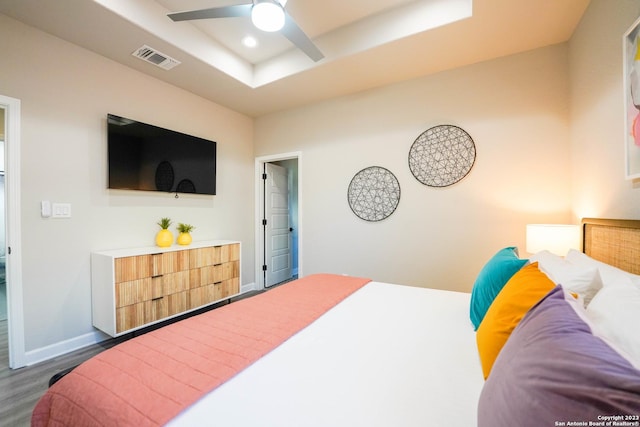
[32,274,370,427]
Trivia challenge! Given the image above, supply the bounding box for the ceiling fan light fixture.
[251,1,285,32]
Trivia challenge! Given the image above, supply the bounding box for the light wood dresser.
[91,240,241,337]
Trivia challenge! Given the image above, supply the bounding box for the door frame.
[255,152,302,291]
[1,94,25,368]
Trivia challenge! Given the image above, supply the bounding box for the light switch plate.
[41,200,51,218]
[52,203,71,218]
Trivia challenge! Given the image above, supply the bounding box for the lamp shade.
[526,224,580,256]
[251,1,285,32]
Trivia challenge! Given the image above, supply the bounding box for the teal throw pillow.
[470,247,527,330]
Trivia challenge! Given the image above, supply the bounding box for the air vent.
[132,45,181,70]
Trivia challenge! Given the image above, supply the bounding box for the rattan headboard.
[581,218,640,274]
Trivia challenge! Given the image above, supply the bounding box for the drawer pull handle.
[152,296,164,301]
[152,274,163,279]
[214,281,223,285]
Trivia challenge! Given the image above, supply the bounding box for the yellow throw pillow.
[476,262,556,379]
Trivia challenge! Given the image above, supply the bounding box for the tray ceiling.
[0,0,589,117]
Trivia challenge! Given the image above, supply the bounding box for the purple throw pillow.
[478,286,640,427]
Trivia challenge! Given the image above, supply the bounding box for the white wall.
[0,15,255,353]
[255,44,573,292]
[569,0,640,220]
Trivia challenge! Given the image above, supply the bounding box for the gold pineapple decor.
[176,223,194,246]
[155,217,174,247]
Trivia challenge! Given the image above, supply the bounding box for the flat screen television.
[107,114,216,195]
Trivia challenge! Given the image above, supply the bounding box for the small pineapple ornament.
[176,223,194,246]
[155,217,174,247]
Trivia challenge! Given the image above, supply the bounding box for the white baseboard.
[24,330,109,366]
[240,281,256,294]
[24,283,258,366]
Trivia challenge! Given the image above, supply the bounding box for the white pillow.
[585,284,640,368]
[530,250,603,305]
[565,249,640,288]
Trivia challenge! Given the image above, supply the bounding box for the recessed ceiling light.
[242,35,258,48]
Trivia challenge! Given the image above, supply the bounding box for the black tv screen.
[107,114,216,195]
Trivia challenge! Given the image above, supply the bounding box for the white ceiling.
[0,0,590,117]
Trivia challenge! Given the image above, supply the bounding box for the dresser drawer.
[92,240,242,337]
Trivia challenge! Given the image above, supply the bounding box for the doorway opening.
[255,152,301,291]
[0,107,5,367]
[0,94,25,369]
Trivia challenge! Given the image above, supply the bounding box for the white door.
[265,163,292,287]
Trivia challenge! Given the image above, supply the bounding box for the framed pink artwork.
[623,16,640,180]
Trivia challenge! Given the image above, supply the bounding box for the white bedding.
[169,281,484,427]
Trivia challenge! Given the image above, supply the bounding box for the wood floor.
[0,283,280,427]
[0,319,123,426]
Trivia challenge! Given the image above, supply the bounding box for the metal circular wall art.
[408,124,476,187]
[348,166,401,222]
[176,179,196,193]
[155,161,175,191]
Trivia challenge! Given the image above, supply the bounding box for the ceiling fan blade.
[281,13,324,62]
[168,4,252,22]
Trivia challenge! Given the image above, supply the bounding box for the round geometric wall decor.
[347,166,401,222]
[155,161,175,191]
[176,178,196,193]
[408,124,476,187]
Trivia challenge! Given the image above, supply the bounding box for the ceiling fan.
[167,0,324,62]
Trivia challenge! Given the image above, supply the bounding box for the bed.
[31,218,640,426]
